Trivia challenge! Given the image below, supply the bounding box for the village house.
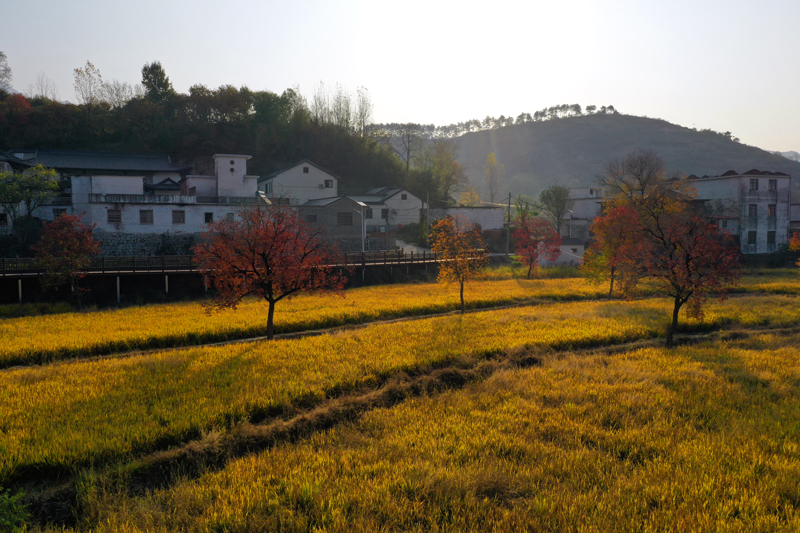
[0,149,264,255]
[349,187,423,231]
[257,159,338,205]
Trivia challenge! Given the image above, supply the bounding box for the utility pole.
[426,190,430,246]
[506,192,511,255]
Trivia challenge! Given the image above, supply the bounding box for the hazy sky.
[4,0,799,151]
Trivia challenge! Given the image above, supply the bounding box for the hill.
[454,113,800,199]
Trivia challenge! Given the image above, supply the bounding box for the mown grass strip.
[1,272,796,368]
[3,295,800,487]
[71,330,800,532]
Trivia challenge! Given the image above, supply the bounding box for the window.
[381,208,389,219]
[768,204,776,218]
[748,231,757,245]
[265,182,272,195]
[53,208,67,218]
[204,212,213,223]
[303,166,309,173]
[306,214,317,223]
[226,213,234,221]
[107,209,122,224]
[571,248,578,253]
[769,179,777,191]
[722,220,728,229]
[0,213,7,226]
[172,210,185,224]
[401,193,408,200]
[365,208,373,219]
[748,204,757,218]
[140,209,154,224]
[337,212,353,226]
[750,179,758,191]
[324,179,333,188]
[767,231,776,245]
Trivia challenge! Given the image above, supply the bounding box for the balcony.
[88,194,267,205]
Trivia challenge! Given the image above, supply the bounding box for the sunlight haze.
[4,0,799,150]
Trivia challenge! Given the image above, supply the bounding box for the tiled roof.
[5,149,192,173]
[721,170,738,176]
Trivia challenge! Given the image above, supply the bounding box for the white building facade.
[257,160,338,205]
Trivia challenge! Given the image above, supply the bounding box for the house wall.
[298,198,364,241]
[213,154,255,196]
[540,243,586,267]
[185,175,216,196]
[89,204,240,234]
[429,207,505,230]
[383,192,423,228]
[692,175,791,253]
[259,163,338,204]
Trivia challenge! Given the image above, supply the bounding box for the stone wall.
[95,232,199,256]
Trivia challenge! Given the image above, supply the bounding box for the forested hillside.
[0,64,404,194]
[452,113,800,199]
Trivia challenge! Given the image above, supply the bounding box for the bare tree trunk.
[460,279,465,313]
[267,299,276,340]
[666,297,683,348]
[609,267,615,298]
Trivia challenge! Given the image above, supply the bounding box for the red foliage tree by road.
[429,215,488,313]
[192,205,349,339]
[582,206,641,297]
[32,212,101,308]
[790,232,800,268]
[513,216,561,279]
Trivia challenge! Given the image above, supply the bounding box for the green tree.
[418,139,468,206]
[538,184,574,236]
[0,165,60,247]
[141,61,175,104]
[73,60,104,137]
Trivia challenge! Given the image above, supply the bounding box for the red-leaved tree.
[429,215,488,313]
[32,212,101,308]
[582,206,641,297]
[513,216,561,279]
[790,232,800,268]
[193,205,349,339]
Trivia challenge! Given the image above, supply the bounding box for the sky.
[3,0,799,151]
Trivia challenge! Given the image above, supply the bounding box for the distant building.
[349,187,423,231]
[257,160,338,205]
[428,206,505,230]
[0,149,263,254]
[567,187,603,240]
[687,169,792,254]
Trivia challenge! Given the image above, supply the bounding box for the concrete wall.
[299,197,364,241]
[429,207,505,230]
[213,154,256,196]
[89,203,240,234]
[94,232,199,256]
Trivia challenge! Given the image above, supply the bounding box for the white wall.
[90,204,241,234]
[384,191,422,227]
[214,154,256,197]
[430,207,505,230]
[259,162,338,204]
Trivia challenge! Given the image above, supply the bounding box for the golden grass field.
[73,330,800,532]
[1,267,799,531]
[0,269,796,368]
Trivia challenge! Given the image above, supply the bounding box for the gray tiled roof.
[4,149,192,173]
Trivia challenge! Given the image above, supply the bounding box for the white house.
[540,238,586,267]
[0,149,263,254]
[688,169,792,254]
[567,187,603,241]
[349,187,423,231]
[257,160,338,205]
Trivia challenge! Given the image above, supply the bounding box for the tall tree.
[419,139,468,206]
[0,165,60,247]
[483,152,503,205]
[393,123,423,176]
[193,205,349,340]
[599,151,740,347]
[0,51,11,92]
[33,213,101,308]
[581,206,641,297]
[538,184,574,236]
[513,217,561,279]
[430,215,488,313]
[141,61,175,105]
[73,61,104,136]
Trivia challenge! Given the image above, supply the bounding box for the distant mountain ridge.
[453,114,800,199]
[774,150,800,162]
